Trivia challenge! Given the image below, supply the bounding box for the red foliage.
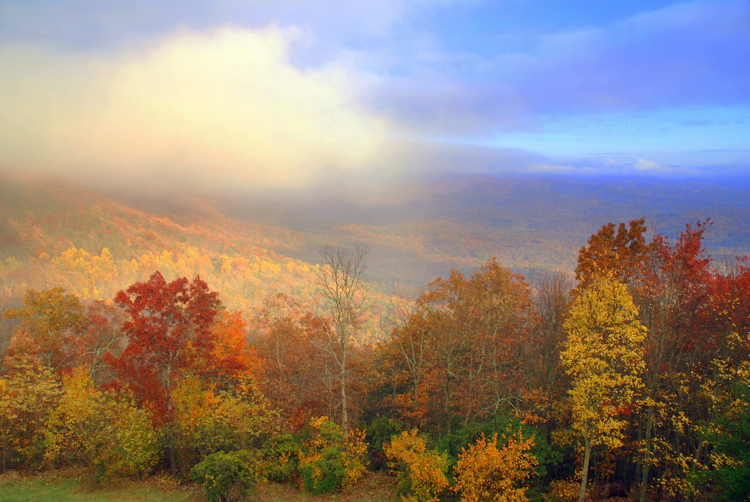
[106,271,221,423]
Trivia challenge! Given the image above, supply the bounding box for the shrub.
[260,433,301,483]
[296,417,368,494]
[383,429,449,502]
[451,432,538,502]
[190,450,261,502]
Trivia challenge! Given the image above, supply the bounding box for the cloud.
[0,26,388,192]
[365,0,750,135]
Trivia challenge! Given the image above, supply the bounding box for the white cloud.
[0,26,388,191]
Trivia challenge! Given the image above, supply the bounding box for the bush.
[384,430,449,502]
[260,433,301,483]
[451,432,538,502]
[296,417,368,494]
[366,417,406,470]
[190,450,261,502]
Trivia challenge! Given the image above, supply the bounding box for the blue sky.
[0,0,748,191]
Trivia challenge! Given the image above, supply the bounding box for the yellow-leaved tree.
[561,277,645,502]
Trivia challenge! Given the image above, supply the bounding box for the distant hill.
[2,170,750,315]
[199,174,750,284]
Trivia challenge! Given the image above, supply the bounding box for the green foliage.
[365,417,407,470]
[702,382,750,501]
[191,450,262,502]
[296,417,368,494]
[260,433,301,483]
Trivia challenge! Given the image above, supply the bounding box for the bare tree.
[314,244,369,433]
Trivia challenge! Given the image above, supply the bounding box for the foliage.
[365,417,407,470]
[376,258,531,436]
[452,431,538,502]
[296,416,368,493]
[383,429,449,502]
[167,375,275,477]
[43,366,158,482]
[561,276,646,501]
[0,337,61,470]
[190,450,262,502]
[260,433,301,483]
[699,372,750,500]
[108,271,222,423]
[3,287,85,370]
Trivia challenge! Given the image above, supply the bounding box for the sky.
[0,0,748,192]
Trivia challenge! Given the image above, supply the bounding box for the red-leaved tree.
[107,271,221,423]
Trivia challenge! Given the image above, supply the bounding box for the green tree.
[561,277,646,502]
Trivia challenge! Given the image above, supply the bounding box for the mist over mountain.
[23,169,750,289]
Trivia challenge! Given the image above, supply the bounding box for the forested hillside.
[2,172,750,501]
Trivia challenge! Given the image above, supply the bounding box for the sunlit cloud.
[0,26,388,191]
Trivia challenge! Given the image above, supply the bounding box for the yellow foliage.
[384,430,449,502]
[452,432,538,502]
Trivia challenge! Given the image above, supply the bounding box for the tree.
[0,331,61,470]
[42,365,158,481]
[253,293,329,429]
[575,218,652,289]
[107,271,221,422]
[314,245,370,433]
[561,277,646,502]
[3,287,85,370]
[377,258,530,434]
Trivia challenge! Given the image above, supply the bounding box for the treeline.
[1,219,749,501]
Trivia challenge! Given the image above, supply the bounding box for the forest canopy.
[1,219,749,502]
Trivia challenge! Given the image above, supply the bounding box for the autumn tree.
[70,300,123,385]
[3,287,85,370]
[314,245,370,433]
[253,293,332,429]
[0,331,61,470]
[42,365,158,481]
[107,271,221,422]
[561,277,646,502]
[575,218,652,289]
[527,271,573,426]
[378,258,530,434]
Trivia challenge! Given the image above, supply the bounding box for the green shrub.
[365,417,406,470]
[296,417,368,494]
[190,450,261,502]
[260,433,301,483]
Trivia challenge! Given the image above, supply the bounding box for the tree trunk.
[579,434,592,502]
[640,404,654,502]
[340,346,348,434]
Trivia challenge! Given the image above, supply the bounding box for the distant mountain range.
[2,170,750,308]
